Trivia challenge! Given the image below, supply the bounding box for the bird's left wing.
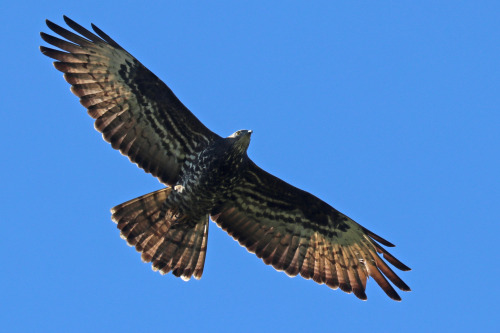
[211,161,410,301]
[40,17,220,186]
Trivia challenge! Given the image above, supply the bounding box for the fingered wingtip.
[39,31,50,42]
[63,15,78,27]
[400,264,412,272]
[388,289,402,301]
[44,19,55,31]
[63,15,72,25]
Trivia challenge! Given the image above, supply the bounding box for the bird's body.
[170,130,252,220]
[40,16,411,301]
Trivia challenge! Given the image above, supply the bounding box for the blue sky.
[2,1,499,332]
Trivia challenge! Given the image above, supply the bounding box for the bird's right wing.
[40,16,220,185]
[211,160,410,301]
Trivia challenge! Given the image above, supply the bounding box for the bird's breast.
[172,142,248,215]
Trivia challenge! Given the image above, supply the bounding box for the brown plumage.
[40,16,411,301]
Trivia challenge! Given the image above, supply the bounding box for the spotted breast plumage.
[40,16,411,301]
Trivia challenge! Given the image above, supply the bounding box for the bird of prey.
[40,16,411,301]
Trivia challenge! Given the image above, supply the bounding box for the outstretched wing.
[211,161,411,301]
[40,16,220,185]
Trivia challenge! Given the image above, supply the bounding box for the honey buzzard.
[40,16,411,301]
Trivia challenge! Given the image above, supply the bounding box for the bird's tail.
[111,188,209,280]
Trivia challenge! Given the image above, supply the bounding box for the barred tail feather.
[111,188,209,280]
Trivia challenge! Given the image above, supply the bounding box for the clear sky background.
[1,1,499,332]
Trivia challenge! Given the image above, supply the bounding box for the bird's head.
[228,129,252,153]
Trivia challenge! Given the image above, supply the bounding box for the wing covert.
[211,161,411,300]
[40,16,220,185]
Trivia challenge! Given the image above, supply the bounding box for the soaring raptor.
[40,16,411,301]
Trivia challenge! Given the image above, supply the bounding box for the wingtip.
[44,19,54,30]
[89,22,123,49]
[40,31,50,42]
[45,19,61,33]
[398,262,412,272]
[39,46,56,58]
[39,33,49,52]
[91,23,105,37]
[91,23,100,35]
[63,15,76,27]
[388,289,402,301]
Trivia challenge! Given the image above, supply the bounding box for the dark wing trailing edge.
[40,16,220,185]
[211,161,411,301]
